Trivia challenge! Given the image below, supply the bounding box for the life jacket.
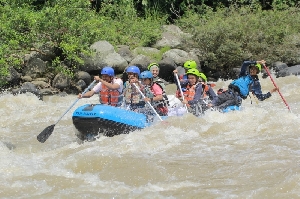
[144,83,169,116]
[183,82,200,103]
[99,81,121,106]
[200,82,210,98]
[153,77,166,90]
[182,82,210,115]
[230,75,253,98]
[123,81,142,104]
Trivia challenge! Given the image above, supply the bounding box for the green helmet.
[147,63,159,70]
[186,68,201,77]
[255,63,262,73]
[198,72,207,82]
[184,60,197,70]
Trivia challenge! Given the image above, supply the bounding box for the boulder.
[52,73,71,90]
[154,25,192,49]
[117,45,134,63]
[158,57,177,82]
[12,82,43,100]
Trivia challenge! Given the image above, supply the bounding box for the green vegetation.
[178,6,300,71]
[1,0,300,86]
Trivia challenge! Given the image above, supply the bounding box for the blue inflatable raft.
[72,104,162,140]
[221,105,241,113]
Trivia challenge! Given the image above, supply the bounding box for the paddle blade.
[37,124,55,143]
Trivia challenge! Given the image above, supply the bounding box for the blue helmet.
[101,66,114,76]
[126,66,140,75]
[139,71,153,79]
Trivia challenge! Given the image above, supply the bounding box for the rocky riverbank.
[3,25,300,100]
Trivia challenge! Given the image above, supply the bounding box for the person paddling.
[208,60,279,110]
[178,68,217,116]
[173,60,198,97]
[78,66,123,106]
[139,71,169,116]
[197,72,218,109]
[123,66,145,110]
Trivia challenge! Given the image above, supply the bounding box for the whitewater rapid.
[0,75,299,198]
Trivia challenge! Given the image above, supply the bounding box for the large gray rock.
[76,71,91,85]
[117,45,134,63]
[154,25,192,49]
[132,47,160,56]
[81,55,106,71]
[31,80,50,89]
[90,40,115,56]
[129,55,151,72]
[12,82,43,100]
[103,52,128,73]
[287,65,300,75]
[276,65,300,77]
[272,61,288,72]
[81,41,128,73]
[23,57,48,78]
[162,49,200,69]
[158,57,177,82]
[6,67,21,86]
[52,73,71,90]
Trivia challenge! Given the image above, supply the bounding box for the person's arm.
[144,84,163,102]
[146,94,163,102]
[240,60,266,76]
[78,90,95,98]
[78,81,101,98]
[240,61,256,76]
[251,80,278,101]
[184,84,202,105]
[94,76,120,90]
[152,84,163,101]
[207,86,218,105]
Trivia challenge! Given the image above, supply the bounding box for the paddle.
[132,83,163,121]
[263,64,291,112]
[174,74,189,113]
[37,80,96,143]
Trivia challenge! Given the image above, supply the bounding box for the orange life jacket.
[177,82,210,99]
[183,83,199,102]
[99,83,121,106]
[200,82,210,98]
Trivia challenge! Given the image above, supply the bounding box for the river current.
[1,74,299,198]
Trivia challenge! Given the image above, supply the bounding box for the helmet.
[139,71,153,79]
[198,72,207,82]
[186,68,201,77]
[101,66,114,76]
[126,66,140,75]
[184,60,197,69]
[147,63,159,70]
[255,63,261,73]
